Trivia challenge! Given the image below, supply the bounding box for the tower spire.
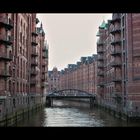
[102,15,105,21]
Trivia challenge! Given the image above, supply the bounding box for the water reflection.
[17,100,140,127]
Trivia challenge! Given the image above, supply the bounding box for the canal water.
[17,100,140,127]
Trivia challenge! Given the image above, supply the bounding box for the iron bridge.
[46,89,96,99]
[45,89,96,107]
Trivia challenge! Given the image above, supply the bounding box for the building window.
[13,68,15,77]
[122,16,125,27]
[9,65,12,75]
[9,80,12,93]
[20,32,22,44]
[123,40,125,50]
[122,28,125,39]
[13,98,16,108]
[20,47,22,54]
[23,49,24,56]
[17,82,19,92]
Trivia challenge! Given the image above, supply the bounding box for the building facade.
[0,13,48,119]
[48,67,60,93]
[97,13,140,117]
[59,55,97,95]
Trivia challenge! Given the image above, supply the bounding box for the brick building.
[59,55,97,95]
[0,13,48,117]
[97,13,140,117]
[48,67,60,93]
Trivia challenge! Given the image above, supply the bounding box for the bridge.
[46,89,96,107]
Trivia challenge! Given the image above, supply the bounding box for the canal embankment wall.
[52,98,140,122]
[0,96,45,126]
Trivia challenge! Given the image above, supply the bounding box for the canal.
[17,100,140,127]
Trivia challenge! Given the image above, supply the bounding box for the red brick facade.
[97,13,140,116]
[0,13,48,115]
[59,55,97,95]
[54,13,140,117]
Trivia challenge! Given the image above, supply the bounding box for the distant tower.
[102,15,105,20]
[48,67,60,92]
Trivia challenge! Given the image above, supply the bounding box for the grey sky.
[37,14,112,71]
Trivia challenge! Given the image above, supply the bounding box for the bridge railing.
[46,89,96,97]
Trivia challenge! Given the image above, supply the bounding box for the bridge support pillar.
[90,98,95,108]
[46,98,52,107]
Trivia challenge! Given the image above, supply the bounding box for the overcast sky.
[37,14,112,71]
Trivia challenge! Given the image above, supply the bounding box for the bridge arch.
[47,89,96,98]
[49,89,96,96]
[46,89,96,107]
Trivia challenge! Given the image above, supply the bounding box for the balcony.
[42,65,45,67]
[97,71,104,76]
[41,84,45,88]
[97,55,104,61]
[112,76,122,82]
[42,69,47,74]
[97,40,104,46]
[31,38,38,46]
[97,47,104,53]
[97,63,104,68]
[0,18,13,30]
[97,82,105,87]
[42,62,46,67]
[30,80,37,85]
[110,61,122,67]
[32,28,38,36]
[42,71,45,74]
[110,27,121,35]
[110,14,121,24]
[0,54,13,61]
[30,69,38,76]
[111,50,122,56]
[0,70,11,78]
[42,53,48,59]
[42,46,46,51]
[111,38,121,46]
[0,35,13,45]
[31,49,38,57]
[42,77,45,82]
[112,92,122,102]
[31,60,38,66]
[41,82,46,88]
